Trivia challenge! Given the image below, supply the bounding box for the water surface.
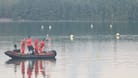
[0,35,138,78]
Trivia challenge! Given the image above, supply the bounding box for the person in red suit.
[34,38,39,54]
[21,38,26,55]
[39,39,45,54]
[26,36,34,54]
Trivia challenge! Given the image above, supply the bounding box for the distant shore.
[0,18,136,23]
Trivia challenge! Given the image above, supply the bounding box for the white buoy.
[116,36,120,39]
[49,25,52,30]
[70,34,74,40]
[90,24,93,29]
[116,33,120,36]
[109,24,112,28]
[115,33,120,39]
[41,25,44,30]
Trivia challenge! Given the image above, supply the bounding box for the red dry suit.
[34,38,39,54]
[21,39,25,54]
[39,40,45,54]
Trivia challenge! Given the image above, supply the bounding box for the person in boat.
[21,38,26,55]
[26,36,34,54]
[39,38,45,54]
[14,44,17,51]
[13,44,20,52]
[34,38,39,54]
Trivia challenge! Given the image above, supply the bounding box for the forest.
[1,0,138,21]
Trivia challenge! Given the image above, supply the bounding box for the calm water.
[0,21,138,35]
[0,35,138,78]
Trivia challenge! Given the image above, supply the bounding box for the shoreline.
[0,18,136,23]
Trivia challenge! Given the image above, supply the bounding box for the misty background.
[0,0,138,35]
[1,0,138,21]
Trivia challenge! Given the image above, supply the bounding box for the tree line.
[1,0,138,21]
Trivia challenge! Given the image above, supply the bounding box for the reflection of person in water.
[21,60,25,78]
[6,59,56,78]
[35,60,39,78]
[34,60,45,78]
[40,60,45,77]
[27,60,35,78]
[26,60,46,78]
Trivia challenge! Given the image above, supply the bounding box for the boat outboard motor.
[51,50,57,56]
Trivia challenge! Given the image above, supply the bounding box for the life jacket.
[27,38,32,46]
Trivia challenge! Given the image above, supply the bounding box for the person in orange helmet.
[21,38,26,55]
[39,39,45,54]
[40,60,45,77]
[34,38,39,54]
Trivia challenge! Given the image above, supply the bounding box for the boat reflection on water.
[5,59,56,78]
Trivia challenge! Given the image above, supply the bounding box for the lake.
[0,22,138,78]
